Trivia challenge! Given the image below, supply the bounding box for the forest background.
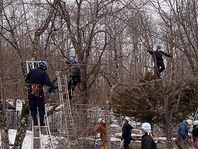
[0,0,198,148]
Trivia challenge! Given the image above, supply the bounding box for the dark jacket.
[70,62,81,77]
[25,67,56,89]
[192,126,198,142]
[147,50,172,62]
[141,133,157,149]
[122,123,133,141]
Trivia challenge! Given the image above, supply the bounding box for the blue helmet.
[70,57,77,64]
[157,44,162,49]
[39,60,48,69]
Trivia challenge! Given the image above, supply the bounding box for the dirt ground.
[124,141,194,149]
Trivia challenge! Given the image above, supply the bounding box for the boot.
[32,116,38,126]
[40,115,45,126]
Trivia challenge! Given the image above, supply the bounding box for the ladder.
[26,60,54,149]
[194,107,198,121]
[55,71,80,148]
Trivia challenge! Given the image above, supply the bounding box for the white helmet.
[194,120,198,126]
[186,119,193,125]
[125,117,130,122]
[98,118,102,123]
[101,120,105,123]
[141,122,151,133]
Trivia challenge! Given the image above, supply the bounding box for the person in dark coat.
[67,57,81,99]
[122,117,133,149]
[25,61,57,126]
[192,120,198,149]
[147,44,172,77]
[141,122,157,149]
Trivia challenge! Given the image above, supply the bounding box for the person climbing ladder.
[25,60,58,126]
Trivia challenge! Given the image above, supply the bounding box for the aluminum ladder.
[55,71,80,148]
[26,60,54,149]
[194,107,198,121]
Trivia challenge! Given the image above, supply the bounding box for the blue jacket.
[25,67,56,89]
[177,121,190,140]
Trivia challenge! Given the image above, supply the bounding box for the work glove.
[52,88,58,93]
[48,86,58,93]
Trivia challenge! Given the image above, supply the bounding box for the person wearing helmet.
[121,117,133,149]
[192,120,198,148]
[176,119,193,148]
[67,57,81,99]
[96,118,107,148]
[147,44,172,78]
[25,60,57,126]
[141,122,157,149]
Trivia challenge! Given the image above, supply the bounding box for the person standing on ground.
[25,60,57,126]
[176,119,193,149]
[147,44,172,77]
[141,122,157,149]
[121,117,133,149]
[192,120,198,148]
[96,118,107,148]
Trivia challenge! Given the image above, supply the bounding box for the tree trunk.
[13,103,29,149]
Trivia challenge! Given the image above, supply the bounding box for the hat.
[70,57,77,64]
[157,44,162,49]
[141,122,152,133]
[194,120,198,125]
[124,117,130,122]
[186,119,193,125]
[101,120,105,123]
[98,118,102,123]
[39,60,48,69]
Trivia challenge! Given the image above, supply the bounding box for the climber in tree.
[147,44,172,77]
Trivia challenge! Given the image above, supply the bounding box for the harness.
[31,83,43,96]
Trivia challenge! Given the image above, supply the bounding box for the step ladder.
[26,60,54,149]
[194,107,198,121]
[55,71,81,148]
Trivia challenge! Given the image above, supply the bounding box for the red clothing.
[96,123,107,145]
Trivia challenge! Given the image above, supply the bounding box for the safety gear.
[31,84,42,96]
[39,60,48,69]
[141,122,151,133]
[70,57,77,64]
[101,120,105,123]
[157,44,162,49]
[125,117,130,122]
[52,88,58,93]
[186,119,193,125]
[98,118,102,123]
[48,86,58,93]
[194,120,198,125]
